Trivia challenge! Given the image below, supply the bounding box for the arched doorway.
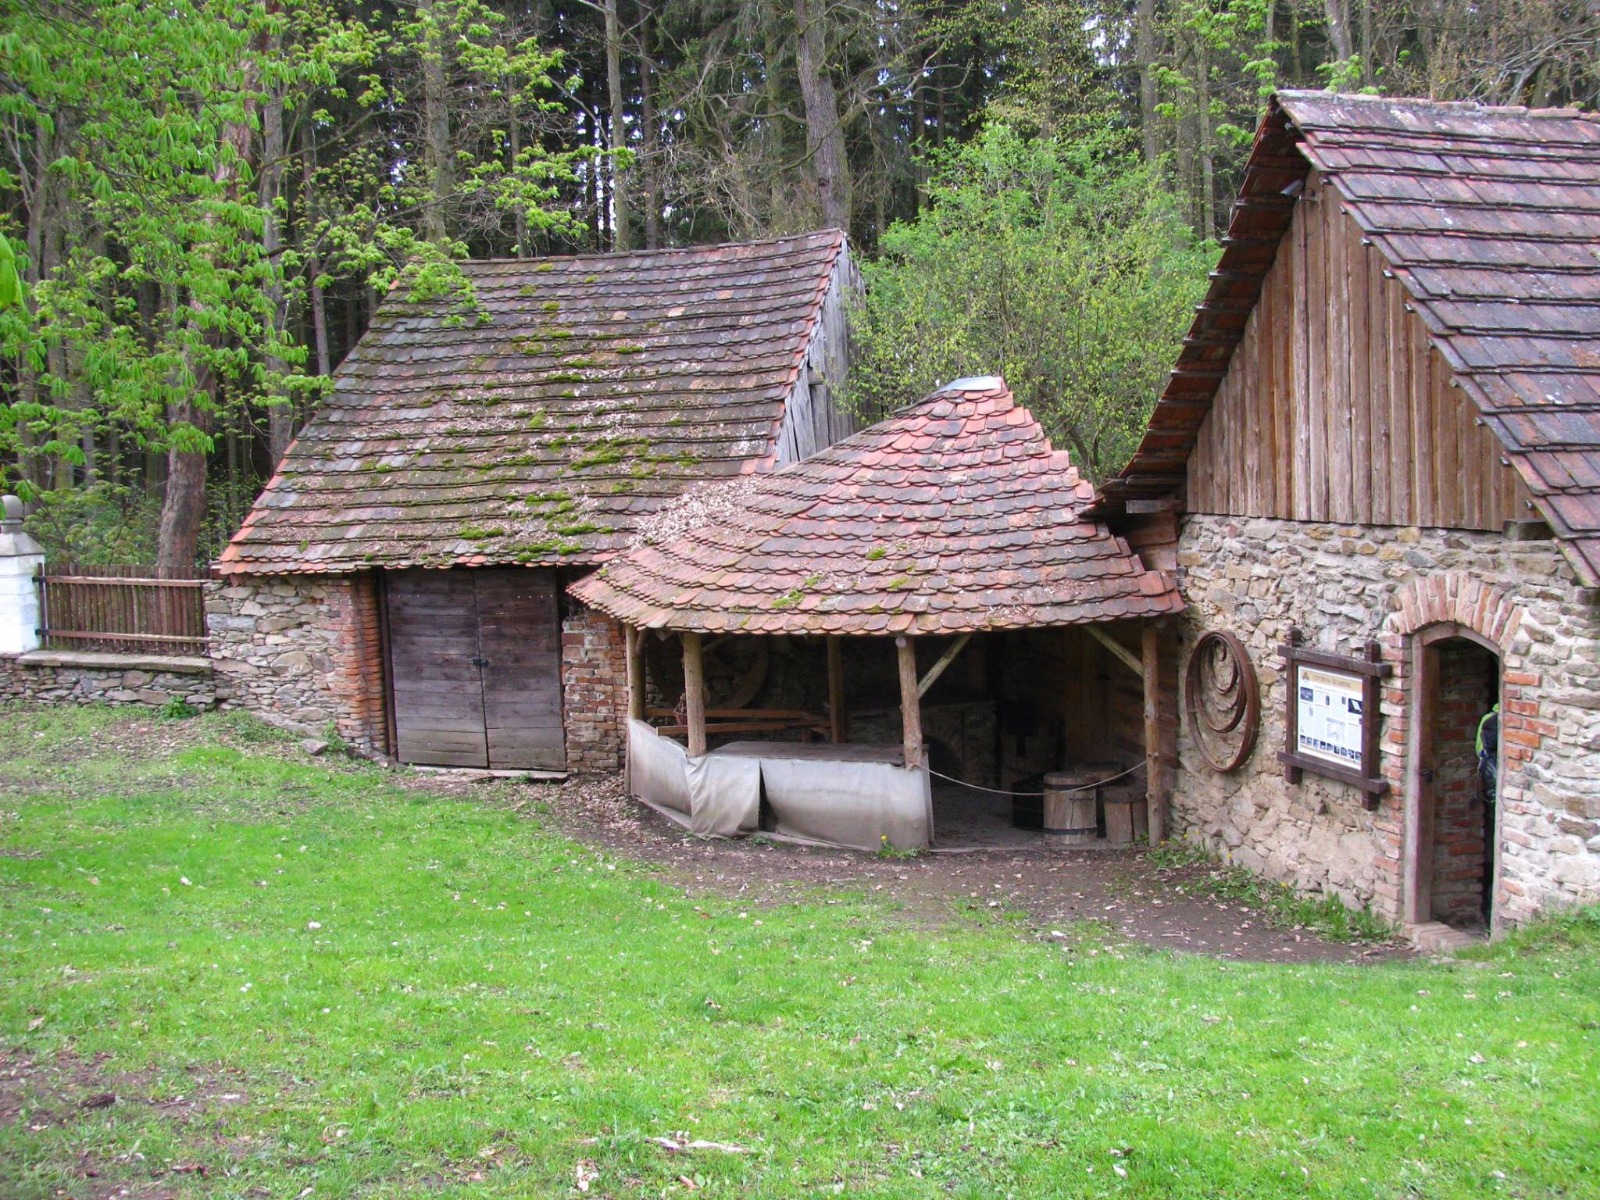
[1405,626,1501,933]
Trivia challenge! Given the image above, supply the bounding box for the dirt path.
[476,772,1411,965]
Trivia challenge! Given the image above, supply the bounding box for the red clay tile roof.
[215,231,847,575]
[568,377,1182,635]
[1108,91,1600,585]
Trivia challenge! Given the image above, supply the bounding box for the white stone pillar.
[0,496,45,655]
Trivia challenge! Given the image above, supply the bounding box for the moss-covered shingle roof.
[216,231,847,575]
[570,378,1182,635]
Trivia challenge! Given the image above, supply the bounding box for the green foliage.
[19,483,160,564]
[158,696,198,721]
[850,125,1215,481]
[321,719,349,756]
[876,834,919,860]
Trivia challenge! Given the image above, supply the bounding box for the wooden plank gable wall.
[1185,170,1530,530]
[775,248,859,466]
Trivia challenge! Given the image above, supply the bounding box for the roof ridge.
[460,229,847,270]
[1276,89,1597,123]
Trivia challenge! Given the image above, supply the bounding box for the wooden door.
[385,569,565,771]
[475,571,565,769]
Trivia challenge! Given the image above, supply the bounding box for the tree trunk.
[301,122,331,377]
[509,109,528,257]
[793,0,851,233]
[640,8,660,250]
[1198,36,1216,237]
[605,0,632,250]
[1325,0,1354,62]
[157,77,256,569]
[1360,0,1372,83]
[262,74,293,467]
[156,396,211,571]
[420,0,452,242]
[1136,0,1159,163]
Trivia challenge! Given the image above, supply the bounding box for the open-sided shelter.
[210,232,856,772]
[571,377,1183,849]
[1100,92,1600,938]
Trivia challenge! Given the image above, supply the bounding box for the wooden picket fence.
[36,563,209,656]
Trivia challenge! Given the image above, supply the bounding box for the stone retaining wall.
[0,650,221,710]
[1173,514,1600,927]
[206,574,388,754]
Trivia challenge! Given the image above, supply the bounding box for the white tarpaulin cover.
[627,719,690,817]
[626,721,932,850]
[715,741,931,851]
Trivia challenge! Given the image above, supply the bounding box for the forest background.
[2,0,1596,568]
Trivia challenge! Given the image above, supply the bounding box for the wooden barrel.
[1101,782,1148,845]
[1043,766,1109,842]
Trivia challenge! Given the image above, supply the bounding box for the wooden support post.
[625,625,645,722]
[1087,623,1144,677]
[896,635,923,769]
[826,635,847,744]
[1142,622,1167,846]
[917,632,972,698]
[682,630,707,758]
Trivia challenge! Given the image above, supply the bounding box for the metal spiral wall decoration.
[1184,630,1261,773]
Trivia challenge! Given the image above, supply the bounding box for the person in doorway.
[1476,703,1500,805]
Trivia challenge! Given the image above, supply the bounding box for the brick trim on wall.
[560,599,628,772]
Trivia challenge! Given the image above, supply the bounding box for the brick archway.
[1378,573,1535,935]
[1383,574,1523,648]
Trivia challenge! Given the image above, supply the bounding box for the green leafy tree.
[850,124,1214,480]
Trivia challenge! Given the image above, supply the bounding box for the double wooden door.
[385,569,565,770]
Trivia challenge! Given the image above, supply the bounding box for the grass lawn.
[2,706,1597,1199]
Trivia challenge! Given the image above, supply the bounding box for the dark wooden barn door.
[385,570,565,771]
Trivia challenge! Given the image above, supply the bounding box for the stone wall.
[560,599,628,772]
[206,573,389,755]
[1172,514,1600,928]
[0,650,220,710]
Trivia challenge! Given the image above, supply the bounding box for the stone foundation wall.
[0,651,220,710]
[1173,514,1600,928]
[207,573,389,755]
[560,600,628,772]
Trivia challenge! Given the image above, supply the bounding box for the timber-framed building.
[1103,92,1600,938]
[210,232,857,773]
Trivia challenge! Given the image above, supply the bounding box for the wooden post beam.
[1086,625,1144,678]
[896,635,923,770]
[625,624,645,722]
[682,631,707,758]
[1142,623,1167,846]
[826,635,847,744]
[916,632,972,698]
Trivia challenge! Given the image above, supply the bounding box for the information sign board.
[1277,629,1391,803]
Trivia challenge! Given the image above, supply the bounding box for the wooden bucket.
[1043,766,1109,843]
[1102,782,1148,845]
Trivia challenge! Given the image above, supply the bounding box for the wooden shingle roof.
[568,377,1182,636]
[1108,91,1600,584]
[216,231,847,575]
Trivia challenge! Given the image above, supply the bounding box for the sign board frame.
[1277,628,1390,805]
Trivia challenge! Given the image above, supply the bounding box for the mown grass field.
[2,706,1597,1199]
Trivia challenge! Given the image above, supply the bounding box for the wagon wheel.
[1183,630,1260,773]
[646,634,770,713]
